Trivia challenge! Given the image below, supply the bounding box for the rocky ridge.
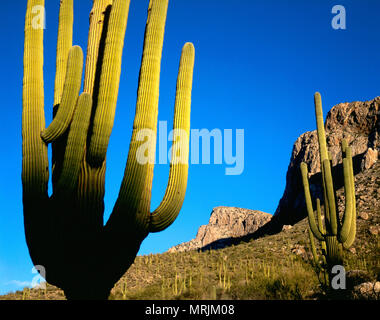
[273,96,379,226]
[168,96,379,252]
[168,207,272,252]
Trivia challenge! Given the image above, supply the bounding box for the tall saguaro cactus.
[22,0,195,299]
[300,92,356,288]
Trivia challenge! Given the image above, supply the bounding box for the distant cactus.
[22,0,195,299]
[300,92,356,288]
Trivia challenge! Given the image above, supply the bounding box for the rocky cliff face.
[168,97,379,252]
[274,96,379,226]
[168,207,272,252]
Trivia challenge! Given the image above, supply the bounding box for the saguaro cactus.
[300,92,356,288]
[22,0,195,299]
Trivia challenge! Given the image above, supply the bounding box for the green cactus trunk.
[325,236,343,267]
[22,0,195,300]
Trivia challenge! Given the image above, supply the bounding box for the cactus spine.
[22,0,195,299]
[41,46,84,143]
[300,92,356,288]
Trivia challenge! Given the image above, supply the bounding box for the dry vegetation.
[1,163,379,301]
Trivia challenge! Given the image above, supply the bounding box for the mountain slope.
[2,161,378,300]
[1,97,379,300]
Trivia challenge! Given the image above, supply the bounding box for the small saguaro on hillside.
[300,92,356,289]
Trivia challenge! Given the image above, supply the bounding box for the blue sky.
[0,0,379,295]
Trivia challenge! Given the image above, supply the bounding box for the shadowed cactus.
[22,0,195,299]
[300,92,356,289]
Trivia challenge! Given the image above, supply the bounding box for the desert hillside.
[1,97,379,300]
[2,159,378,301]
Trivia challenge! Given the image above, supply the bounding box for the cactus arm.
[308,224,321,268]
[50,0,74,185]
[150,42,195,233]
[316,198,325,234]
[107,0,169,233]
[75,0,113,231]
[22,0,50,269]
[341,139,348,153]
[314,92,328,162]
[301,163,324,241]
[53,0,73,107]
[56,93,92,193]
[87,0,130,167]
[22,0,49,197]
[331,140,356,249]
[322,159,338,235]
[316,198,328,256]
[83,0,113,95]
[314,92,332,225]
[41,46,84,143]
[342,146,357,249]
[338,158,353,244]
[343,209,356,249]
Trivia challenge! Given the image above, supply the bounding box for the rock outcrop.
[273,96,380,226]
[168,207,272,252]
[168,96,379,252]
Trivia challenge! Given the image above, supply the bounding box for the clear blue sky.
[0,0,379,295]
